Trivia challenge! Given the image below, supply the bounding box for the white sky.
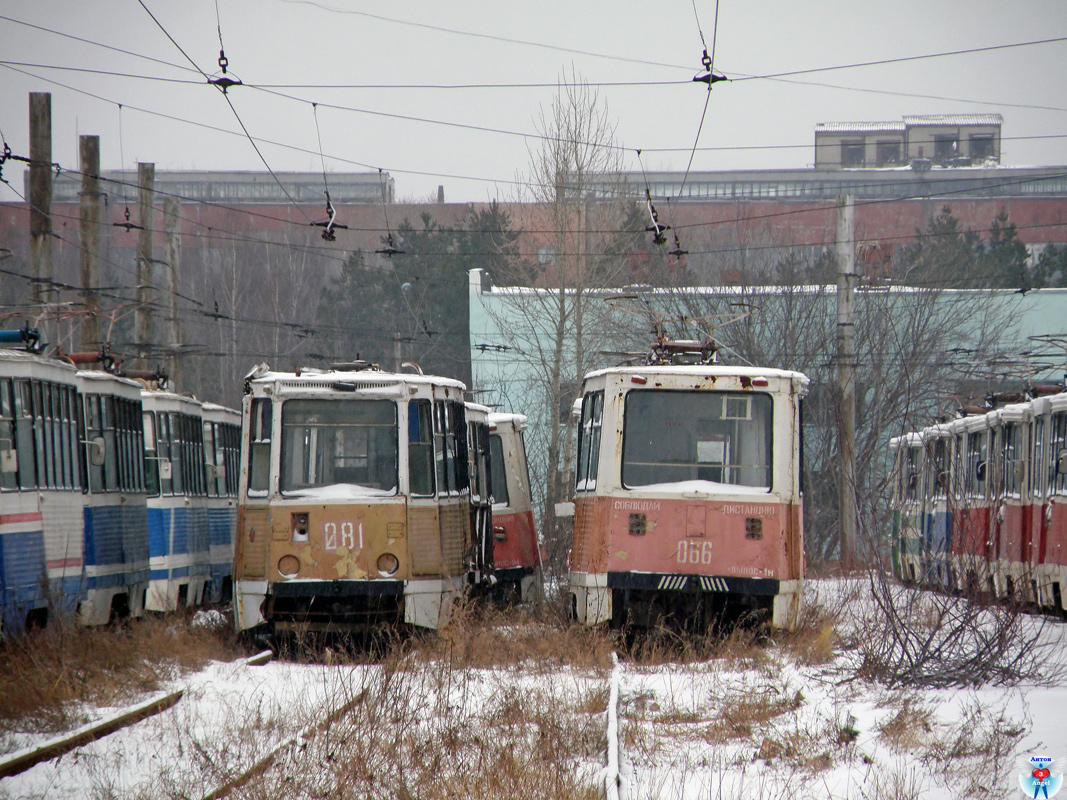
[0,0,1065,205]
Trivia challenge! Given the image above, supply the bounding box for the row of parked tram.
[233,338,811,635]
[890,386,1067,610]
[0,335,240,638]
[2,325,811,638]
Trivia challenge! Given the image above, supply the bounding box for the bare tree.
[481,73,643,571]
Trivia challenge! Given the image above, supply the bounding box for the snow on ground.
[3,579,1067,799]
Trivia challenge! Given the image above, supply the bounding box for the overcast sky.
[1,0,1065,205]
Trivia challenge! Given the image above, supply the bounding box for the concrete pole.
[163,195,182,390]
[28,93,53,337]
[78,135,102,351]
[836,194,858,570]
[135,163,155,369]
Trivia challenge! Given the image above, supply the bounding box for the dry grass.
[396,598,616,673]
[0,612,244,740]
[232,632,609,800]
[877,697,935,752]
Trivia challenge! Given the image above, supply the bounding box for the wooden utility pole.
[836,194,858,570]
[28,93,53,334]
[135,162,155,369]
[78,135,102,351]
[163,195,182,389]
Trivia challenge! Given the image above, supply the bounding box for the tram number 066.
[677,540,713,565]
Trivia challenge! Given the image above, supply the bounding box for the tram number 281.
[677,540,713,565]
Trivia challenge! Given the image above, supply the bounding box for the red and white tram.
[567,363,809,631]
[487,412,542,602]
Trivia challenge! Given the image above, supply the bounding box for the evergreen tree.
[978,210,1030,289]
[318,202,520,385]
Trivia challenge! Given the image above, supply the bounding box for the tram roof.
[0,347,77,375]
[582,364,809,387]
[77,369,143,389]
[247,366,467,393]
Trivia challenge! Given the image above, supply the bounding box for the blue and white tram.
[0,349,151,635]
[142,389,213,611]
[920,421,953,588]
[201,402,241,604]
[78,370,151,623]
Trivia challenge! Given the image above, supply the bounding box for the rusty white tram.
[567,363,809,631]
[233,363,486,634]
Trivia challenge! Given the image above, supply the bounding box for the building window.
[934,135,959,163]
[841,141,865,167]
[970,134,995,160]
[876,141,901,166]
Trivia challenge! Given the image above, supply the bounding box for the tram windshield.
[622,390,773,490]
[280,399,398,497]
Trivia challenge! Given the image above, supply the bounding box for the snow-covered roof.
[902,114,1003,127]
[815,121,905,134]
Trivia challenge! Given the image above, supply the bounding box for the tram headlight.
[278,555,300,579]
[377,552,400,577]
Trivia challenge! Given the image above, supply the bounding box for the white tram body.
[233,364,477,632]
[567,365,809,631]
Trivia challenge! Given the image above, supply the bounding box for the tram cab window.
[408,400,435,497]
[247,398,273,496]
[280,399,398,496]
[622,390,773,490]
[575,391,604,491]
[489,433,510,506]
[433,400,468,497]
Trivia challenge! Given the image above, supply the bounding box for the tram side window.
[455,404,470,493]
[1032,418,1046,500]
[489,433,510,506]
[124,398,146,492]
[179,413,206,497]
[622,390,774,490]
[221,423,240,496]
[0,379,16,490]
[157,412,175,495]
[575,391,603,491]
[204,421,219,497]
[902,446,920,503]
[86,395,105,493]
[966,432,987,498]
[1053,412,1067,495]
[468,421,489,504]
[13,380,35,489]
[143,411,160,496]
[248,398,272,496]
[1003,424,1020,496]
[32,381,48,487]
[408,400,435,497]
[930,439,949,499]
